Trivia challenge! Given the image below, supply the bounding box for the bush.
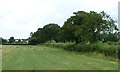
[28,37,39,45]
[63,44,75,51]
[95,41,118,58]
[118,40,120,45]
[44,42,118,58]
[75,44,91,52]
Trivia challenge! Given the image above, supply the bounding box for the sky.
[0,0,119,39]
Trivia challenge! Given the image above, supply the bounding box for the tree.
[2,39,8,44]
[17,39,21,43]
[0,38,8,44]
[75,11,104,43]
[60,11,118,44]
[28,23,60,44]
[30,32,34,37]
[60,21,78,43]
[103,32,119,42]
[28,37,39,45]
[9,37,15,43]
[41,23,60,42]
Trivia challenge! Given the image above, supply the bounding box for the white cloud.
[0,0,119,39]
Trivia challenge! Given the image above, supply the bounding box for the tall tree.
[29,23,60,44]
[9,37,15,43]
[17,39,21,43]
[41,23,60,42]
[60,11,118,44]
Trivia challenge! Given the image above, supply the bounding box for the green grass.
[2,45,118,70]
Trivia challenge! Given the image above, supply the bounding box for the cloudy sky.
[0,0,119,39]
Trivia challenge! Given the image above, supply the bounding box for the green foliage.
[95,42,118,57]
[1,38,8,44]
[103,33,119,42]
[118,44,120,59]
[41,24,60,42]
[60,19,78,43]
[29,23,60,44]
[28,37,39,45]
[28,11,118,45]
[18,39,21,43]
[60,11,118,43]
[45,42,118,58]
[8,36,15,43]
[118,40,120,45]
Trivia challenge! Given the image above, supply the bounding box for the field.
[2,45,118,70]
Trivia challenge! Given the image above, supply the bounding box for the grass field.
[2,45,118,70]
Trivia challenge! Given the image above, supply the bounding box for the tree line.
[1,37,28,45]
[1,11,119,45]
[28,11,119,45]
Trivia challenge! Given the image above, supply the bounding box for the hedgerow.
[44,41,118,58]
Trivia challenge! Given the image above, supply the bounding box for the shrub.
[95,41,118,58]
[118,40,120,45]
[118,45,120,59]
[44,42,118,58]
[75,44,90,52]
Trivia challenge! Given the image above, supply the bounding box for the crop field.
[2,45,118,70]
